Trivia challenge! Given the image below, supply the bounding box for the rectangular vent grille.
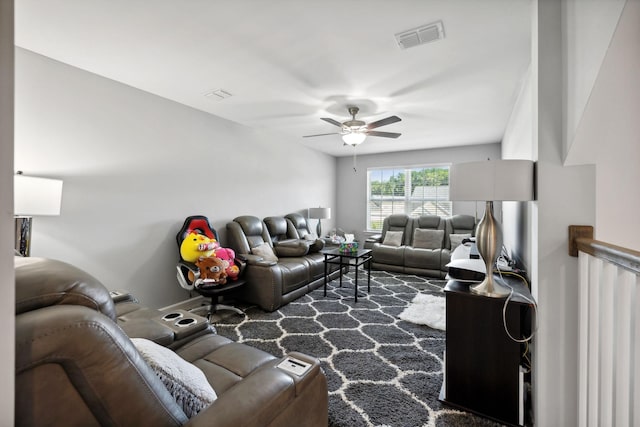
[204,89,232,100]
[395,21,445,50]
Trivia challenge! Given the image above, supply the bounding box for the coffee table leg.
[339,257,343,288]
[367,256,371,293]
[354,263,359,303]
[323,257,328,297]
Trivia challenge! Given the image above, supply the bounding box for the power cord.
[520,341,532,373]
[495,268,538,344]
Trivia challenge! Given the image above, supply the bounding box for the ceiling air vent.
[204,89,232,100]
[395,21,445,50]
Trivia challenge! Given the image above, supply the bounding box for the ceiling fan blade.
[303,132,341,138]
[321,118,345,127]
[366,115,401,130]
[366,130,402,139]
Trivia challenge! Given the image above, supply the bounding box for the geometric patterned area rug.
[214,269,505,427]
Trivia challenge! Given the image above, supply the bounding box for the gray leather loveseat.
[15,256,328,427]
[369,214,476,278]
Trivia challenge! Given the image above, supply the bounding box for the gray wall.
[335,143,502,244]
[16,49,338,308]
[0,0,15,423]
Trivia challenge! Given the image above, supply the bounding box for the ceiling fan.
[303,106,402,146]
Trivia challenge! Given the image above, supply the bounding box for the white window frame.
[366,164,452,231]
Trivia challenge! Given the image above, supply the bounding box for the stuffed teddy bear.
[189,256,227,287]
[213,247,240,280]
[180,232,219,263]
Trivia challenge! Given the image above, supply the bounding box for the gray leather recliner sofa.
[370,214,476,278]
[15,256,328,427]
[226,215,343,312]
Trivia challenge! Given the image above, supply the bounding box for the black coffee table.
[320,247,372,302]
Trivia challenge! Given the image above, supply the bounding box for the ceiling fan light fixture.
[342,131,367,146]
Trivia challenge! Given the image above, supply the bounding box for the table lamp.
[14,173,63,256]
[449,159,534,297]
[308,207,331,237]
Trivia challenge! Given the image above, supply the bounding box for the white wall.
[530,1,597,426]
[565,0,640,251]
[0,0,15,423]
[563,0,626,158]
[15,49,338,308]
[527,5,640,424]
[335,143,501,244]
[502,63,534,271]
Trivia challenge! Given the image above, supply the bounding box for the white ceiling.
[15,0,532,157]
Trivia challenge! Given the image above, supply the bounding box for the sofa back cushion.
[381,214,412,246]
[263,216,291,243]
[412,229,445,249]
[449,233,471,252]
[15,257,117,321]
[409,215,445,247]
[413,215,442,229]
[445,215,477,249]
[227,216,274,255]
[285,213,311,239]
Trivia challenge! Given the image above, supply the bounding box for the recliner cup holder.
[161,312,183,321]
[175,317,197,328]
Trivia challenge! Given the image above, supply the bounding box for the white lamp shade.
[308,207,331,220]
[342,132,367,146]
[14,175,63,216]
[449,160,534,201]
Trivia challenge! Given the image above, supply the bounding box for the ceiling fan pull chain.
[353,147,357,172]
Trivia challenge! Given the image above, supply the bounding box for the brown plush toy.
[190,256,228,287]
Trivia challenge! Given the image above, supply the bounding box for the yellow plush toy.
[180,232,219,263]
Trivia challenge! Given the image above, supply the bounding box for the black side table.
[320,248,372,302]
[440,276,533,426]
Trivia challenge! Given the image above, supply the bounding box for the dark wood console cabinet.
[440,277,533,426]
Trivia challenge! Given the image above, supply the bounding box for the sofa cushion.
[449,233,471,252]
[131,337,217,418]
[252,243,279,262]
[404,246,441,270]
[382,231,403,247]
[303,232,318,241]
[413,229,444,249]
[372,243,406,265]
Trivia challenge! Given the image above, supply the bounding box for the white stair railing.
[570,226,640,427]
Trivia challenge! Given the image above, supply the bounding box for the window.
[367,165,451,230]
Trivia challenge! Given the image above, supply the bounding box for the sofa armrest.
[237,254,277,267]
[364,234,382,249]
[273,240,310,257]
[185,352,326,427]
[366,234,382,243]
[184,368,295,427]
[185,369,295,427]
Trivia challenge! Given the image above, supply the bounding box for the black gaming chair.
[175,215,246,320]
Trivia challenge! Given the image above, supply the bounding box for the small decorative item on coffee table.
[339,241,358,254]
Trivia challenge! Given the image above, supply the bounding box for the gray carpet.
[214,269,505,427]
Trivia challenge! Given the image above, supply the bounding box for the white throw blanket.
[398,293,446,331]
[131,338,217,417]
